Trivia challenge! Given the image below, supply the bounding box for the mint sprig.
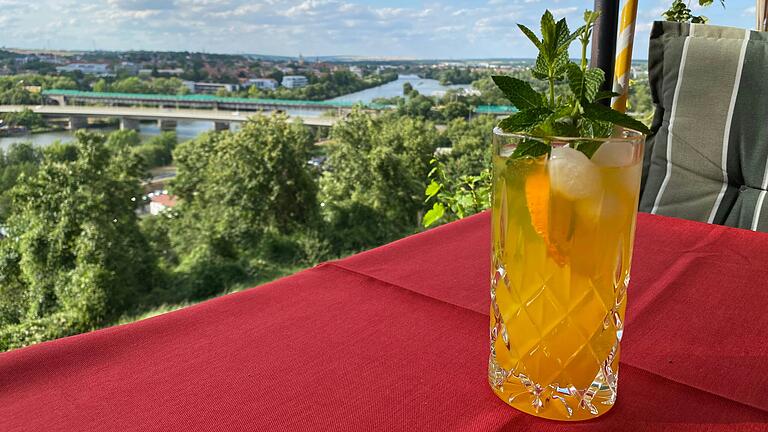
[493,9,651,159]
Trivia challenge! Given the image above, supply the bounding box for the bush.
[173,244,248,299]
[0,312,90,352]
[0,131,154,350]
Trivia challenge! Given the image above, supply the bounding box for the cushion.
[639,21,768,232]
[724,186,768,231]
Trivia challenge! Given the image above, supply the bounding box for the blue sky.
[0,0,757,59]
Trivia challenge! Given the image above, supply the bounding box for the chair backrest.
[639,21,768,232]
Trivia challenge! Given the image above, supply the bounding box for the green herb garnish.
[492,10,651,159]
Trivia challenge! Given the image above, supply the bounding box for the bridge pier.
[120,118,140,131]
[68,116,88,130]
[158,119,177,131]
[214,121,230,132]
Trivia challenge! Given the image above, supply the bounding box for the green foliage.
[422,158,491,227]
[440,100,471,120]
[441,115,496,178]
[581,102,651,135]
[133,132,178,169]
[422,67,483,85]
[1,109,47,130]
[491,76,543,109]
[171,115,318,257]
[0,131,154,351]
[93,77,189,95]
[246,71,398,101]
[397,93,436,119]
[0,74,78,105]
[663,0,724,23]
[498,107,553,133]
[492,10,650,159]
[0,142,43,221]
[403,82,414,96]
[320,110,440,252]
[566,63,603,103]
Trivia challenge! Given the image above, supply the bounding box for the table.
[1,213,767,431]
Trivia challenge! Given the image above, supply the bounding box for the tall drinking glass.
[488,127,644,421]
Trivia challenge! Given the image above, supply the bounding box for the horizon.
[0,0,757,60]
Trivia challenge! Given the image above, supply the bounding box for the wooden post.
[758,0,768,31]
[591,0,620,105]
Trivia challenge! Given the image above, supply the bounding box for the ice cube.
[549,146,602,200]
[591,140,634,167]
[577,191,623,223]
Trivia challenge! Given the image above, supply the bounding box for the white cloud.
[0,0,756,59]
[550,7,578,17]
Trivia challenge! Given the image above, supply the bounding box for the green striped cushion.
[640,22,768,232]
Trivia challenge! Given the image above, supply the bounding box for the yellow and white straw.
[611,0,639,113]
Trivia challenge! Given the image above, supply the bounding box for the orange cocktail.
[488,129,643,421]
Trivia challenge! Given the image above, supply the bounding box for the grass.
[111,262,305,328]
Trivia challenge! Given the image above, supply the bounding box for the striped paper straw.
[611,0,639,113]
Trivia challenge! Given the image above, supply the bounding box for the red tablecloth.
[1,213,767,431]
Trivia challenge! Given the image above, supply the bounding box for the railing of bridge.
[41,89,520,116]
[42,89,393,110]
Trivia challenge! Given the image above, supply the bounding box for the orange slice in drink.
[525,165,568,266]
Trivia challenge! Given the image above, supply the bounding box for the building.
[157,68,185,76]
[56,63,111,76]
[114,62,139,75]
[148,193,177,216]
[281,75,308,89]
[245,78,278,90]
[349,66,363,78]
[182,81,240,94]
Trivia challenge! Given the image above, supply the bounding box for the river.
[331,74,470,103]
[0,75,468,150]
[0,120,232,151]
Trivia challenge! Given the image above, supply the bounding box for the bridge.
[40,89,517,116]
[0,105,336,131]
[0,90,517,132]
[42,89,391,114]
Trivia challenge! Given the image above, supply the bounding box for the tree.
[320,110,440,252]
[440,101,471,121]
[441,115,496,178]
[0,131,154,350]
[92,79,109,92]
[1,108,46,129]
[172,114,318,255]
[398,93,435,119]
[111,77,149,93]
[134,132,177,169]
[403,82,414,96]
[0,142,43,221]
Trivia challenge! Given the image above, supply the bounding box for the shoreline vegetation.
[0,59,654,352]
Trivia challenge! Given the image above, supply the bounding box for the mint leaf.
[517,24,541,48]
[531,54,550,80]
[541,10,557,51]
[511,139,550,159]
[552,51,570,80]
[491,76,543,109]
[594,90,621,101]
[573,140,603,158]
[422,202,445,227]
[577,117,613,138]
[498,107,552,133]
[582,102,651,135]
[534,106,579,137]
[566,63,604,102]
[554,18,576,52]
